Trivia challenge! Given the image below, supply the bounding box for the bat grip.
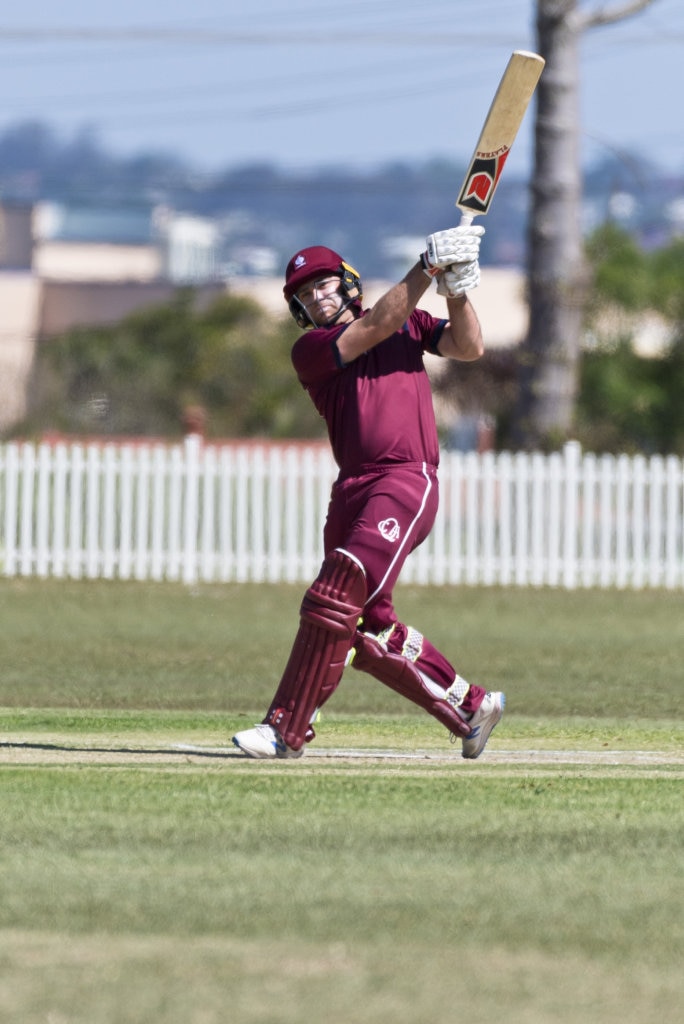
[459,212,474,227]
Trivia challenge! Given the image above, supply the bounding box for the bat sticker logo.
[458,151,510,213]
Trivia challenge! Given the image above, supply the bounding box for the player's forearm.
[440,295,484,361]
[368,261,433,331]
[336,262,430,363]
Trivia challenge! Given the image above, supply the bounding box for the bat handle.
[459,212,474,227]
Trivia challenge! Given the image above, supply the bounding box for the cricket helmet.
[283,245,363,328]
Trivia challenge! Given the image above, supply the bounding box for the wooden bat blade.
[457,50,545,219]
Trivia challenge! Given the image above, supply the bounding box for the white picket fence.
[1,436,683,589]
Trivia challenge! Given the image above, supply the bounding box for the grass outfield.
[0,579,682,1024]
[0,577,682,717]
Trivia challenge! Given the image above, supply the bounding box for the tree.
[20,291,323,441]
[575,225,684,454]
[509,0,659,450]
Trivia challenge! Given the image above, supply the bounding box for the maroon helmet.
[283,245,362,328]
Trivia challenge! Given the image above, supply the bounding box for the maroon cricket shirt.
[291,308,447,478]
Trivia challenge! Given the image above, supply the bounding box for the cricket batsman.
[233,228,504,759]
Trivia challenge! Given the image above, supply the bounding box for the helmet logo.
[293,254,306,269]
[378,518,400,542]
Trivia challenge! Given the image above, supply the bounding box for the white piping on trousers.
[365,462,432,606]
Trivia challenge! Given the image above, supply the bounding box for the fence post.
[481,451,496,585]
[615,454,631,589]
[562,441,581,589]
[19,442,36,576]
[3,443,19,576]
[199,443,218,583]
[102,444,118,579]
[513,451,529,587]
[150,444,167,582]
[182,434,202,585]
[664,456,682,589]
[35,443,52,578]
[85,444,103,579]
[581,452,597,588]
[68,444,84,579]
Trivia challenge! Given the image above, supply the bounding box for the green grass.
[0,578,682,717]
[0,579,682,1023]
[0,765,682,1023]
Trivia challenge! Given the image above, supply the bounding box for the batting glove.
[421,224,485,276]
[436,261,481,297]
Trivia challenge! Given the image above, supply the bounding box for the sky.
[0,0,682,180]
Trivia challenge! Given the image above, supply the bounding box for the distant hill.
[1,120,681,279]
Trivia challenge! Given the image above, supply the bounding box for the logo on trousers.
[378,518,400,542]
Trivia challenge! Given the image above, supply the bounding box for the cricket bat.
[457,50,545,223]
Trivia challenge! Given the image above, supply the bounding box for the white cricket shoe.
[232,724,304,759]
[461,691,505,760]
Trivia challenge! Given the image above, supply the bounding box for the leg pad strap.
[351,631,471,739]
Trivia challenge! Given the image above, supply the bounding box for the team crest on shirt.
[378,518,400,542]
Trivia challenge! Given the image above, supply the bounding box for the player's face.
[296,276,345,326]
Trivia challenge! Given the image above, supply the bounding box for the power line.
[0,27,525,47]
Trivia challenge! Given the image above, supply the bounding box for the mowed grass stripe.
[0,579,682,1023]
